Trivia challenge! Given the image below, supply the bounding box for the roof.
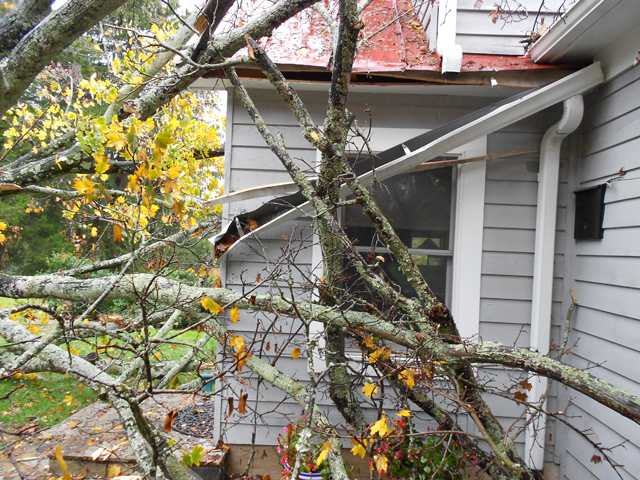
[223,0,576,81]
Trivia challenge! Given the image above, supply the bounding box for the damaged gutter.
[211,62,603,259]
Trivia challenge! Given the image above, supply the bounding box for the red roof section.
[255,0,559,75]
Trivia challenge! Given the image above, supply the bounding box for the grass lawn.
[1,298,217,430]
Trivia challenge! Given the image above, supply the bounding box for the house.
[192,0,640,477]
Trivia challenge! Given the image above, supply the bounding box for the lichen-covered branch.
[0,0,130,115]
[0,0,52,60]
[2,272,640,430]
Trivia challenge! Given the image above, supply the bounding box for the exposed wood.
[211,149,539,206]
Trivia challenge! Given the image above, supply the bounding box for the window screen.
[343,163,455,304]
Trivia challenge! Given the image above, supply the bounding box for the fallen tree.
[0,0,637,479]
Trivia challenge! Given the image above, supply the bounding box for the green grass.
[0,373,98,429]
[0,300,217,429]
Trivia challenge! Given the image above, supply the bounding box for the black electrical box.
[574,184,606,240]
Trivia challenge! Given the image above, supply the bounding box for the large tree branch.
[124,0,320,122]
[0,0,52,60]
[2,272,640,428]
[0,0,130,115]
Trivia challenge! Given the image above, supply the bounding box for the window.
[343,159,456,305]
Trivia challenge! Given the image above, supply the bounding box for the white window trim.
[309,129,486,371]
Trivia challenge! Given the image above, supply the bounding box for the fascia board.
[529,0,620,64]
[215,62,604,257]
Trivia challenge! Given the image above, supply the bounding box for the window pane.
[344,168,453,250]
[343,253,448,307]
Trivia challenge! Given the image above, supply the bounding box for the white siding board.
[483,228,565,254]
[484,204,566,230]
[485,157,541,181]
[232,124,316,149]
[481,275,563,302]
[560,407,640,480]
[601,196,640,229]
[582,77,640,132]
[485,181,568,207]
[231,146,316,171]
[581,109,640,157]
[573,306,640,353]
[579,136,640,184]
[574,256,640,289]
[574,280,640,320]
[568,331,640,387]
[603,180,640,204]
[482,252,564,277]
[575,226,640,257]
[567,388,640,449]
[479,322,530,347]
[480,299,564,326]
[584,65,640,110]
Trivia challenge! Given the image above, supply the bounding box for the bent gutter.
[212,62,602,258]
[525,95,584,471]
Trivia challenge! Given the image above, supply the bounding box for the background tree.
[0,1,639,480]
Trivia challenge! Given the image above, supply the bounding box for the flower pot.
[201,371,215,392]
[283,460,330,480]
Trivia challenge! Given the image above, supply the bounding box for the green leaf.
[155,131,174,149]
[191,445,204,467]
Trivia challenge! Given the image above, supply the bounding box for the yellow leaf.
[107,464,121,477]
[230,305,240,323]
[154,352,161,359]
[91,427,102,431]
[291,347,301,359]
[167,165,181,179]
[63,395,74,406]
[91,227,98,237]
[69,348,80,355]
[73,176,95,195]
[310,131,320,141]
[201,297,225,315]
[229,335,245,351]
[362,382,378,398]
[370,414,389,437]
[398,369,415,390]
[373,454,389,475]
[113,223,123,242]
[95,155,109,174]
[396,409,411,417]
[27,325,40,334]
[54,445,69,475]
[106,131,126,151]
[350,439,367,458]
[316,442,332,466]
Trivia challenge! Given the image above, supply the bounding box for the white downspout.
[436,0,462,73]
[526,95,584,470]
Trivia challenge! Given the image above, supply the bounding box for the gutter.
[211,62,602,258]
[525,95,585,471]
[529,0,620,63]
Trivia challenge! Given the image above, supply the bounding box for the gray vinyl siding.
[455,0,568,56]
[556,65,640,480]
[480,107,567,458]
[221,88,504,445]
[221,86,569,452]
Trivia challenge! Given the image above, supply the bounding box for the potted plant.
[371,414,468,480]
[277,417,332,480]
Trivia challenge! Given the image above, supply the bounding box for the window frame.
[309,128,487,372]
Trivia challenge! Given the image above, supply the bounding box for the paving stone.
[0,394,226,479]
